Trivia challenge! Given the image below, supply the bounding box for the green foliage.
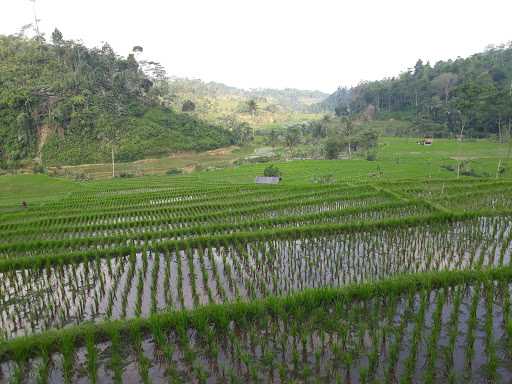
[324,138,341,159]
[181,100,196,112]
[0,34,233,166]
[263,164,281,177]
[166,168,183,176]
[328,44,512,139]
[366,151,377,161]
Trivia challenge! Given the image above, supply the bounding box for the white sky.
[1,0,511,93]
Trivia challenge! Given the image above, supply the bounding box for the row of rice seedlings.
[0,189,390,245]
[0,209,496,272]
[20,182,350,215]
[0,189,385,243]
[0,201,487,259]
[388,179,512,199]
[1,216,511,338]
[435,188,512,212]
[423,288,445,383]
[0,255,128,338]
[19,197,411,244]
[3,277,512,382]
[0,183,260,223]
[383,290,416,382]
[0,183,361,229]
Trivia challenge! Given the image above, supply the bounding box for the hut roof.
[255,176,281,184]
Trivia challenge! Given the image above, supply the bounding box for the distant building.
[417,136,433,146]
[255,176,281,184]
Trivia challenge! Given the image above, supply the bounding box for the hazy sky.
[1,0,511,93]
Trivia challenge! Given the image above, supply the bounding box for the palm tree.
[247,99,258,118]
[320,114,331,137]
[246,100,258,136]
[342,116,354,159]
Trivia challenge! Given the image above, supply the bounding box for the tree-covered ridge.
[327,43,512,138]
[163,77,325,131]
[0,32,233,167]
[167,77,328,112]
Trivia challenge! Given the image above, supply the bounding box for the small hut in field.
[417,136,433,146]
[255,176,281,184]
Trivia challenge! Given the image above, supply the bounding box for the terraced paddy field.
[1,173,512,383]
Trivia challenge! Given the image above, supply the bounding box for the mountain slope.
[0,33,233,167]
[322,43,512,138]
[165,77,327,128]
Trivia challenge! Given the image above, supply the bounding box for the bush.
[182,100,196,112]
[441,164,456,172]
[366,152,377,161]
[118,172,134,178]
[32,164,47,174]
[263,165,281,177]
[166,168,183,176]
[324,139,341,160]
[73,172,91,181]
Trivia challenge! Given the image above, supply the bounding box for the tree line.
[325,43,512,139]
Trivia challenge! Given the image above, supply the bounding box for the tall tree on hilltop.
[247,99,258,118]
[342,116,354,159]
[433,73,458,104]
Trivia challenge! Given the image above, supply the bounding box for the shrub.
[32,164,47,174]
[166,168,183,176]
[324,139,341,160]
[263,165,281,177]
[73,172,91,181]
[441,164,456,172]
[182,100,196,112]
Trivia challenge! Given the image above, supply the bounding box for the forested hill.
[0,32,233,167]
[324,43,512,139]
[164,78,326,129]
[167,78,328,112]
[310,87,351,113]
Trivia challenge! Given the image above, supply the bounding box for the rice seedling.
[1,178,512,382]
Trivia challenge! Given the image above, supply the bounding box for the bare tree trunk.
[415,90,419,117]
[498,116,502,143]
[460,118,466,141]
[348,142,351,160]
[496,159,502,179]
[111,145,115,178]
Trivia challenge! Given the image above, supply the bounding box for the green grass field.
[1,137,510,207]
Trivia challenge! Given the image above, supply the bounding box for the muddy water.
[1,284,512,383]
[1,217,511,339]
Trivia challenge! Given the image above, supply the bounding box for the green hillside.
[0,32,233,168]
[322,43,512,139]
[165,77,326,129]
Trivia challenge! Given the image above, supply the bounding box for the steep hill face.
[0,33,233,167]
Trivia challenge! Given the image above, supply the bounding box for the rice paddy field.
[1,155,512,383]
